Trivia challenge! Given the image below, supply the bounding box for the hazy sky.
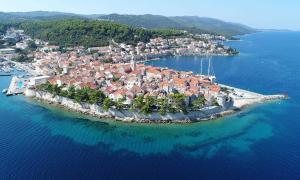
[1,0,300,30]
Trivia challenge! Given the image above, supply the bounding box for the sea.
[0,31,300,180]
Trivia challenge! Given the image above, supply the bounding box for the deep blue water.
[1,31,300,180]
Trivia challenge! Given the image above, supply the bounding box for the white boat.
[2,89,8,93]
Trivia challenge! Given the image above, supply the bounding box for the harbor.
[0,60,15,73]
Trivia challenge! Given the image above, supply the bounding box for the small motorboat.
[2,88,8,94]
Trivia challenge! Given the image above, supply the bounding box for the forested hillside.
[14,19,183,47]
[0,11,256,37]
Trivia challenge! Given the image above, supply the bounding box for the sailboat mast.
[208,56,211,76]
[200,58,203,75]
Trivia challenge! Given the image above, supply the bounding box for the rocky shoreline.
[25,88,287,124]
[26,89,235,123]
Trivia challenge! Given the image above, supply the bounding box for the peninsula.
[0,24,287,123]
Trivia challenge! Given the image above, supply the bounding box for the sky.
[0,0,300,30]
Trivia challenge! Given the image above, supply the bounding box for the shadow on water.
[19,97,275,158]
[175,119,260,152]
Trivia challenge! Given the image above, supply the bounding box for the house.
[146,67,162,79]
[16,42,28,50]
[28,76,50,86]
[109,89,128,101]
[209,84,221,95]
[40,45,59,52]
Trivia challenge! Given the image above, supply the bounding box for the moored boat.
[2,89,8,94]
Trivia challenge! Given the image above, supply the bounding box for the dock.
[6,76,27,96]
[219,84,288,108]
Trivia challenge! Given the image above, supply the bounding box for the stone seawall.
[27,90,226,123]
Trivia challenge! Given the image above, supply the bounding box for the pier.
[219,84,288,108]
[6,76,27,96]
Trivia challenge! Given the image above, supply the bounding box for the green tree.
[67,85,76,99]
[59,90,68,97]
[141,96,156,114]
[52,84,62,96]
[170,93,187,114]
[11,54,33,63]
[74,89,84,103]
[77,87,90,103]
[26,40,37,51]
[131,95,145,110]
[212,98,219,106]
[46,82,53,93]
[192,95,206,109]
[157,97,170,115]
[88,89,105,105]
[103,98,114,111]
[115,97,126,110]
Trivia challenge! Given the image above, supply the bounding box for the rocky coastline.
[26,89,234,123]
[24,86,288,124]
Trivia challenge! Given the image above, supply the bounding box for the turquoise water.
[0,32,300,179]
[18,81,23,88]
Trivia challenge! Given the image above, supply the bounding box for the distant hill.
[97,14,256,36]
[0,11,256,37]
[0,11,81,21]
[98,14,182,29]
[7,11,78,18]
[169,16,255,36]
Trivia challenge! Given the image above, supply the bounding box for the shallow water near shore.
[1,31,300,179]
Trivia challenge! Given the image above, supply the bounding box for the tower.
[131,56,136,71]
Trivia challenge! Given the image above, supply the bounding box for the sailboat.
[207,56,216,83]
[198,55,216,83]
